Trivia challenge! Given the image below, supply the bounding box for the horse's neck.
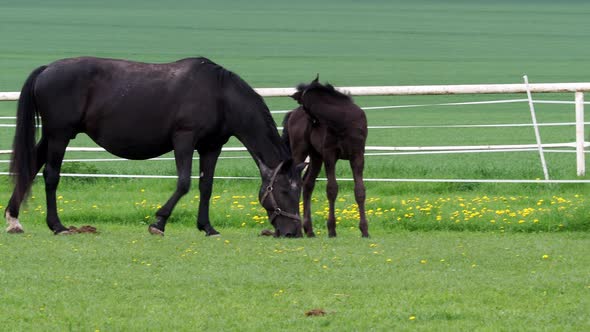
[233,115,287,169]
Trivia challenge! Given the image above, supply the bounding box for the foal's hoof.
[202,227,220,237]
[206,231,221,237]
[55,230,74,235]
[148,226,164,236]
[260,229,275,237]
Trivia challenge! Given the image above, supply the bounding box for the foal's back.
[305,93,368,160]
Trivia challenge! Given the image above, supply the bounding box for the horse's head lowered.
[257,159,305,237]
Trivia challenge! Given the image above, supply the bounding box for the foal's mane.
[296,81,351,101]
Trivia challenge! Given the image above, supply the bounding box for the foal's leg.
[149,133,195,235]
[195,147,222,236]
[5,137,48,233]
[43,137,70,234]
[324,157,339,238]
[301,154,322,237]
[350,155,369,237]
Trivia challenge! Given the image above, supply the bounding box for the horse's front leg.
[149,133,194,235]
[195,147,222,236]
[350,156,369,238]
[324,158,338,238]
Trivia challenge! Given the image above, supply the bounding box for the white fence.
[1,82,589,182]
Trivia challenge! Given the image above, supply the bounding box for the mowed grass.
[1,0,590,330]
[1,224,589,331]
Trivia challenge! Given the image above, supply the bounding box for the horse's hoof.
[148,226,164,236]
[55,230,74,235]
[206,232,221,237]
[6,226,24,234]
[5,211,24,234]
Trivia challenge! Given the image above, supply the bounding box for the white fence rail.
[2,83,590,100]
[1,82,588,180]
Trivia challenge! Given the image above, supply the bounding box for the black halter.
[260,161,301,224]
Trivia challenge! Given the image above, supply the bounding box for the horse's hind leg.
[324,157,339,238]
[149,133,195,235]
[302,154,322,237]
[195,147,222,236]
[43,137,70,234]
[350,155,369,237]
[5,137,48,233]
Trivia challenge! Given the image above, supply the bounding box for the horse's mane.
[201,58,276,125]
[296,81,352,101]
[200,58,291,158]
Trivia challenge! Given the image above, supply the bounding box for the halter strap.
[260,161,301,223]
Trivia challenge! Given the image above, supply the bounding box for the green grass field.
[1,224,589,331]
[1,0,589,330]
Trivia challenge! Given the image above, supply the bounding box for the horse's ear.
[290,91,303,104]
[280,158,293,172]
[255,156,272,177]
[312,73,319,83]
[295,162,307,177]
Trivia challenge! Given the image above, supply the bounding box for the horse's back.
[32,57,224,159]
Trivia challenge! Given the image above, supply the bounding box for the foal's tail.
[281,111,293,154]
[9,65,47,200]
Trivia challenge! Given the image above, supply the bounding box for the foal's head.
[257,159,304,237]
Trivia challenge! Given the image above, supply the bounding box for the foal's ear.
[312,73,319,83]
[290,91,303,103]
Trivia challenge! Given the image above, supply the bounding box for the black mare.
[283,77,369,237]
[5,57,303,237]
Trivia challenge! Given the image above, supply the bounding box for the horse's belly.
[88,132,173,160]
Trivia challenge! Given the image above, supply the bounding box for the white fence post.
[523,76,550,180]
[575,92,585,176]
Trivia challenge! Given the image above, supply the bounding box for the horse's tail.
[10,65,47,200]
[281,111,293,154]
